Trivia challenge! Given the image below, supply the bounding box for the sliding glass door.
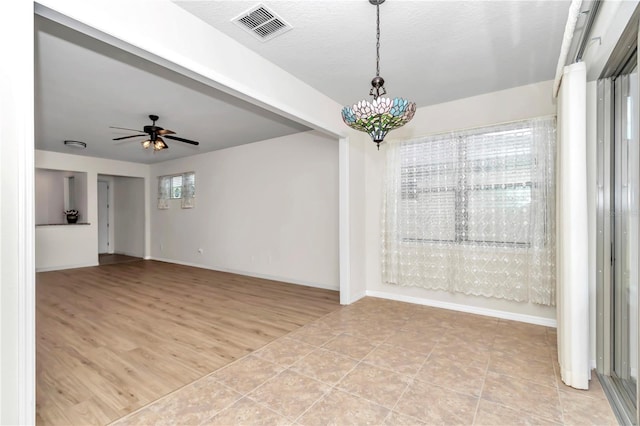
[596,10,640,423]
[610,67,639,422]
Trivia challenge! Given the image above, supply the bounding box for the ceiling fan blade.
[158,129,175,136]
[113,134,148,141]
[164,135,200,145]
[109,126,144,132]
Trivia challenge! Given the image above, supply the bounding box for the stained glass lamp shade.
[342,0,416,149]
[342,97,416,148]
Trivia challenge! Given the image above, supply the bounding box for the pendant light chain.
[376,3,381,77]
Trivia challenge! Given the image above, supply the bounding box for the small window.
[170,175,183,199]
[158,172,195,209]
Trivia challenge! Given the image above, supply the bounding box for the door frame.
[97,180,111,254]
[595,9,640,425]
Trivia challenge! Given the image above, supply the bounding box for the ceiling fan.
[110,114,200,151]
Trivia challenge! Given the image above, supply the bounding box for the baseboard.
[36,262,99,272]
[365,290,557,327]
[149,257,339,292]
[111,251,144,258]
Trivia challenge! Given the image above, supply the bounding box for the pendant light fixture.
[341,0,416,149]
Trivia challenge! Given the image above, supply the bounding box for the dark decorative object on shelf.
[64,209,79,224]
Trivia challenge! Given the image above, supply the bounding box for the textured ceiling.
[35,1,571,164]
[174,0,571,108]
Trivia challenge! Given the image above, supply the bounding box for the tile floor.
[112,298,618,425]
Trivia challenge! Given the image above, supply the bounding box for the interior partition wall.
[596,8,640,424]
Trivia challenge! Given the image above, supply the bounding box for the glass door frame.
[596,10,640,425]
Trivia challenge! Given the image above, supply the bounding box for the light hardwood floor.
[36,260,340,425]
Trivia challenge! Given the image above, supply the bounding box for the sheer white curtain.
[181,172,195,209]
[157,176,170,209]
[382,117,556,305]
[556,62,589,389]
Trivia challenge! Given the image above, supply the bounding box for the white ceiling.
[35,16,310,164]
[35,1,571,164]
[175,0,571,107]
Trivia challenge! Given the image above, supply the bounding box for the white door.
[98,181,110,253]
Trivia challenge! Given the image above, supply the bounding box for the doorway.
[97,174,145,263]
[98,180,110,253]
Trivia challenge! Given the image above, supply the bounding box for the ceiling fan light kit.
[111,114,200,152]
[341,0,416,149]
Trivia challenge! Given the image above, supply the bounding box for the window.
[170,175,183,199]
[158,172,195,209]
[382,117,556,305]
[400,128,535,246]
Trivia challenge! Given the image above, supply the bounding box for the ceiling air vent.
[232,4,292,42]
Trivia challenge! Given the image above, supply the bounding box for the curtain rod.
[553,0,602,98]
[575,0,602,62]
[553,0,583,98]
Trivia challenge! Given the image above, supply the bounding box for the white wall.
[113,176,145,257]
[364,80,558,325]
[72,171,87,222]
[35,150,150,271]
[150,130,339,290]
[35,169,65,224]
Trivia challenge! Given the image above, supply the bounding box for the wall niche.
[35,168,88,225]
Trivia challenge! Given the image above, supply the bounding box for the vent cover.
[232,4,292,42]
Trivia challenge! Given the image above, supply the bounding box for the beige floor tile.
[415,354,486,397]
[559,390,618,426]
[291,348,358,385]
[296,389,389,426]
[491,335,554,362]
[399,320,448,335]
[321,333,378,360]
[394,380,478,424]
[383,411,427,425]
[383,330,439,355]
[202,397,290,425]
[363,343,428,376]
[446,326,496,346]
[287,323,342,347]
[474,399,562,425]
[253,337,317,367]
[345,324,399,344]
[496,320,550,337]
[119,376,241,425]
[248,369,330,419]
[211,355,283,394]
[481,371,562,423]
[488,353,557,387]
[337,363,411,409]
[429,342,491,370]
[437,332,493,354]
